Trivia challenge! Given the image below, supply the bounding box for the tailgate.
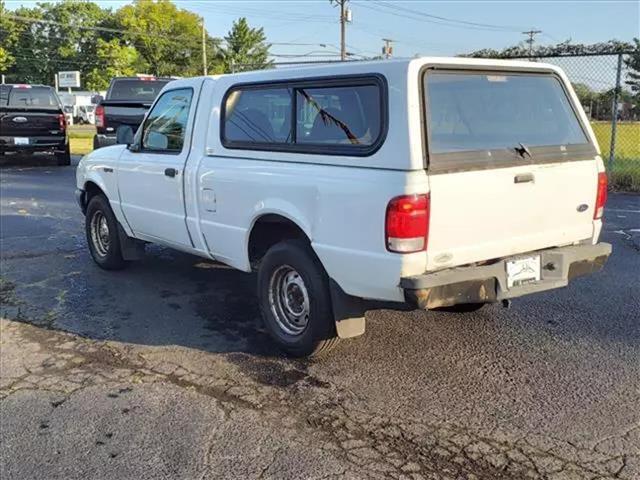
[422,68,600,271]
[101,103,149,133]
[427,160,598,270]
[0,110,62,137]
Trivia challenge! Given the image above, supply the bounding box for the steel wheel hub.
[268,265,310,336]
[90,211,110,257]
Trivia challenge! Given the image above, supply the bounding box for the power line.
[3,13,344,50]
[357,0,527,33]
[372,0,528,32]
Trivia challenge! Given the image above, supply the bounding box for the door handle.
[514,173,534,184]
[164,168,178,178]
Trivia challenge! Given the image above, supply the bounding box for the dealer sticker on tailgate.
[506,255,541,288]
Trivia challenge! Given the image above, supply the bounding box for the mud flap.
[329,279,366,338]
[117,224,146,261]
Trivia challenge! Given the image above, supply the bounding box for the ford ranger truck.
[75,57,611,357]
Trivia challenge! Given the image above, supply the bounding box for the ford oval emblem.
[577,204,589,212]
[12,116,28,123]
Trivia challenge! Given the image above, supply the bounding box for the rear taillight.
[95,105,105,128]
[58,113,66,131]
[385,194,430,253]
[594,172,608,219]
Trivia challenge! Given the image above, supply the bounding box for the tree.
[219,17,272,72]
[624,38,640,94]
[3,0,113,85]
[116,0,205,76]
[464,39,637,59]
[0,0,20,72]
[85,39,140,90]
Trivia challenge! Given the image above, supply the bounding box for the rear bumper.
[94,134,116,149]
[0,135,67,153]
[403,243,612,309]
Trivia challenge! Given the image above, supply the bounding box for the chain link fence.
[494,52,639,191]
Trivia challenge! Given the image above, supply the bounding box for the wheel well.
[84,181,103,204]
[248,214,310,266]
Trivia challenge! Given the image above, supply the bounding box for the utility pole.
[382,38,394,59]
[202,19,208,76]
[331,0,349,61]
[522,29,542,58]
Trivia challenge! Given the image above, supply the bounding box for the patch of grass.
[609,157,640,192]
[70,137,93,156]
[68,125,96,139]
[591,122,640,192]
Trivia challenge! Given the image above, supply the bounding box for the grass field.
[591,121,640,192]
[67,123,640,191]
[68,125,95,156]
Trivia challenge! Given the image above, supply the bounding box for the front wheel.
[257,240,340,357]
[85,194,127,270]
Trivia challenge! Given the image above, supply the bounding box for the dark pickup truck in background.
[0,84,71,166]
[93,76,172,149]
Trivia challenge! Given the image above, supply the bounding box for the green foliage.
[219,17,272,72]
[85,39,140,90]
[116,0,206,77]
[3,0,114,84]
[0,0,19,71]
[0,0,259,87]
[623,38,640,94]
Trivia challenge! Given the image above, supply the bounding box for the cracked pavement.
[1,157,639,479]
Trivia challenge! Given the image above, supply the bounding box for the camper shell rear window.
[422,69,596,172]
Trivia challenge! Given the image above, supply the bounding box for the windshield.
[3,86,60,109]
[424,72,588,154]
[108,79,170,102]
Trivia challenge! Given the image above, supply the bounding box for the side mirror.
[116,125,135,146]
[145,131,169,150]
[91,94,104,105]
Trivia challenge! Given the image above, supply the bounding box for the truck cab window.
[224,88,292,144]
[296,85,380,146]
[142,88,193,152]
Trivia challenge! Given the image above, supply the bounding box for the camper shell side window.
[220,74,388,157]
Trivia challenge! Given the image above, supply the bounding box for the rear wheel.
[258,240,339,357]
[85,194,126,270]
[56,145,71,166]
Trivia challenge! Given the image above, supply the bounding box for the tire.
[56,145,71,166]
[434,303,486,313]
[93,135,100,151]
[257,239,340,357]
[85,194,127,270]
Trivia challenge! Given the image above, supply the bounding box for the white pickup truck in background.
[76,57,611,356]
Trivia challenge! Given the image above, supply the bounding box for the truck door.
[117,86,198,247]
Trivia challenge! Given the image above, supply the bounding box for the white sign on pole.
[58,71,81,88]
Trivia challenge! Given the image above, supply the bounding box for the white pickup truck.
[76,57,611,356]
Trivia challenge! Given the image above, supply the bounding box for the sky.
[6,0,640,59]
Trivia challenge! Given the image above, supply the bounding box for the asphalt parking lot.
[1,155,639,480]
